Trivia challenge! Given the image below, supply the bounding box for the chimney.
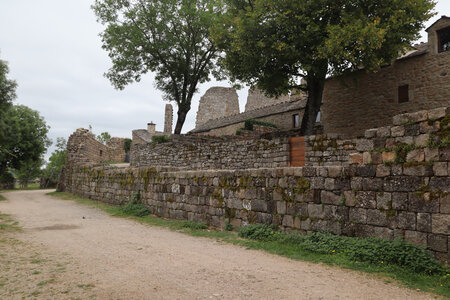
[147,122,156,134]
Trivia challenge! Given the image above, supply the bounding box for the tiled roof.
[190,98,307,133]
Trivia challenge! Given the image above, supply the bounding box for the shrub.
[238,225,446,275]
[118,191,151,217]
[244,119,278,131]
[123,138,132,152]
[180,221,208,230]
[152,135,170,143]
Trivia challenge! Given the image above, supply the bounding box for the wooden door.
[289,137,305,167]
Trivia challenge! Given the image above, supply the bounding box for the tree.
[15,159,43,188]
[92,0,224,134]
[0,105,50,185]
[212,0,435,135]
[42,137,67,188]
[0,58,17,110]
[97,132,111,144]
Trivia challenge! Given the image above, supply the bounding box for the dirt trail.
[0,190,436,299]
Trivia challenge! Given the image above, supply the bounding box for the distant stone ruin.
[164,104,173,134]
[244,87,290,112]
[195,87,240,127]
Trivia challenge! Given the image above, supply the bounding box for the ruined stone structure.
[195,87,240,128]
[192,86,307,136]
[244,87,291,112]
[164,104,173,134]
[322,16,450,137]
[61,106,449,262]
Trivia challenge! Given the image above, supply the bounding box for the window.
[437,26,450,53]
[293,114,300,128]
[398,85,409,103]
[99,150,103,157]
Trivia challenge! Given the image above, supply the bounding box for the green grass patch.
[47,192,450,297]
[0,213,21,232]
[0,194,5,201]
[14,183,41,190]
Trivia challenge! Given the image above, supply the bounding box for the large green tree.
[42,137,67,188]
[92,0,223,134]
[212,0,435,134]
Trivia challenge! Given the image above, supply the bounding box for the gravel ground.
[0,190,437,299]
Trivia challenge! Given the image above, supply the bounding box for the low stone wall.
[63,158,449,262]
[131,134,290,169]
[305,106,450,167]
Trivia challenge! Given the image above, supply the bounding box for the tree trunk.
[174,109,188,134]
[300,76,326,136]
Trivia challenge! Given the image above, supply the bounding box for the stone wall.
[130,133,290,170]
[67,129,127,164]
[322,32,450,137]
[62,156,449,262]
[195,87,240,128]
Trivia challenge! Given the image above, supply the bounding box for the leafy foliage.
[123,138,132,153]
[180,221,208,230]
[244,119,278,131]
[0,58,17,110]
[42,138,67,188]
[15,159,43,188]
[96,132,111,144]
[92,0,224,133]
[212,0,435,134]
[239,225,446,275]
[118,192,151,217]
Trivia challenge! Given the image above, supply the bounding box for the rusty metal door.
[289,137,305,167]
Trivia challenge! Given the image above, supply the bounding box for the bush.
[123,138,132,153]
[238,225,446,275]
[244,119,278,131]
[152,135,170,143]
[180,221,208,230]
[118,191,151,217]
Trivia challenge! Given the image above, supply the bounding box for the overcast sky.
[0,1,449,160]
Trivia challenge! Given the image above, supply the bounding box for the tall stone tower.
[195,87,240,127]
[164,104,173,134]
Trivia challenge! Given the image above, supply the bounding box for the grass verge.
[0,194,6,201]
[47,191,449,298]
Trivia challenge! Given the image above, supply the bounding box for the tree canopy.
[212,0,436,134]
[42,137,67,188]
[92,0,224,134]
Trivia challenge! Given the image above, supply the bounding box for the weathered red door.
[289,137,305,167]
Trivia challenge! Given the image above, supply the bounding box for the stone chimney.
[164,104,173,134]
[147,122,156,134]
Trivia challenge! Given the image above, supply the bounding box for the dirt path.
[0,190,436,299]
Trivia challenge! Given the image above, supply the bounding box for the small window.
[437,26,450,53]
[99,150,103,157]
[398,85,409,103]
[293,114,300,128]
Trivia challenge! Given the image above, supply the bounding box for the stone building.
[132,104,173,144]
[191,87,307,136]
[321,16,450,137]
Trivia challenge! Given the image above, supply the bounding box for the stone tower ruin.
[244,87,291,112]
[195,87,240,127]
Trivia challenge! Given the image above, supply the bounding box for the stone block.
[382,152,395,163]
[429,177,450,192]
[367,209,391,227]
[391,126,405,137]
[376,165,390,177]
[441,194,450,214]
[356,139,374,151]
[404,230,427,247]
[324,178,336,190]
[424,148,439,161]
[327,166,343,178]
[376,192,392,210]
[282,215,294,227]
[276,201,286,214]
[427,107,447,120]
[321,191,342,205]
[349,153,363,165]
[308,204,325,219]
[355,191,376,209]
[406,149,424,162]
[396,211,416,230]
[433,162,448,176]
[383,176,422,192]
[364,128,378,138]
[408,192,439,213]
[363,152,372,164]
[432,214,450,235]
[356,165,377,177]
[293,216,301,229]
[344,190,356,206]
[414,134,429,147]
[393,113,409,126]
[392,192,408,210]
[377,126,391,137]
[403,165,433,176]
[417,213,432,232]
[404,123,420,136]
[371,152,383,165]
[427,234,448,252]
[440,148,450,161]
